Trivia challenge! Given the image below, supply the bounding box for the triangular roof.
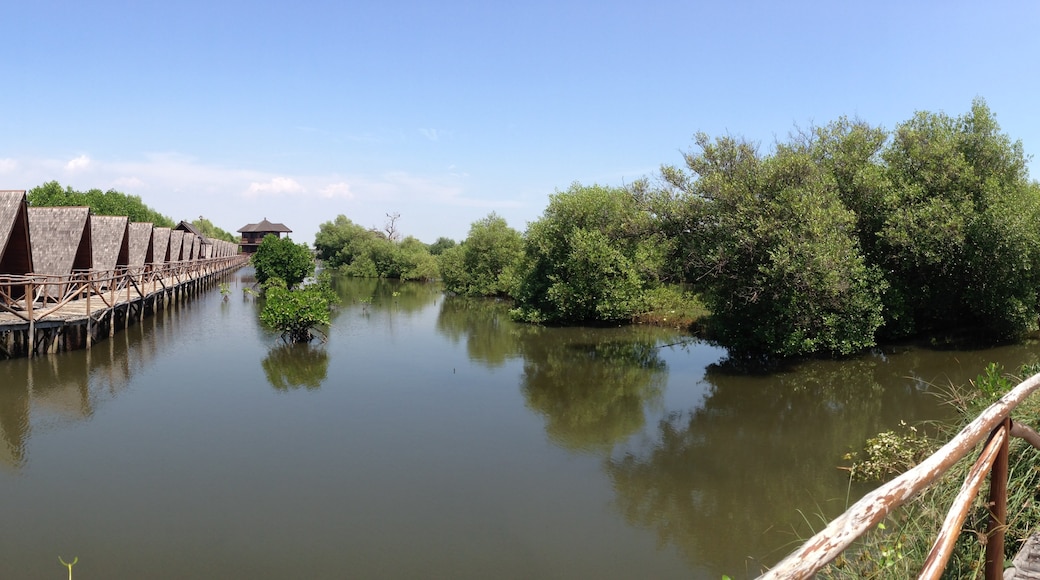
[175,220,204,237]
[27,206,92,276]
[183,232,196,261]
[128,222,154,268]
[152,227,171,264]
[169,230,184,261]
[0,191,32,276]
[90,215,130,272]
[238,218,291,233]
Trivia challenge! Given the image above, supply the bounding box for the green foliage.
[662,133,886,356]
[657,98,1038,356]
[877,99,1040,340]
[510,183,662,323]
[28,181,175,226]
[191,217,237,242]
[259,275,338,343]
[843,421,930,481]
[251,235,314,289]
[427,236,457,255]
[314,215,437,281]
[439,213,523,297]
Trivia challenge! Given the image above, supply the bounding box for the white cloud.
[319,182,354,199]
[0,158,16,173]
[112,176,146,189]
[245,177,305,197]
[65,155,91,170]
[419,128,439,141]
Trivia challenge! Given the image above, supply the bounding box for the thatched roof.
[238,218,291,234]
[90,215,130,272]
[191,235,201,260]
[169,230,185,262]
[0,190,31,276]
[182,232,196,261]
[28,207,92,276]
[128,222,154,268]
[152,227,171,264]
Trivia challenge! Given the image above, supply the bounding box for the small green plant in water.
[219,282,231,301]
[59,556,77,580]
[843,421,930,481]
[973,362,1012,404]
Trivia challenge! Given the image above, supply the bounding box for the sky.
[3,1,1040,245]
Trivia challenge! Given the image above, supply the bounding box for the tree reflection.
[605,354,941,575]
[0,363,30,469]
[261,343,329,391]
[330,276,440,317]
[518,327,668,453]
[435,297,522,367]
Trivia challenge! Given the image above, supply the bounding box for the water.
[1,268,1038,578]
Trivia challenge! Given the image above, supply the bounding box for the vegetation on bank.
[815,363,1040,578]
[316,99,1040,358]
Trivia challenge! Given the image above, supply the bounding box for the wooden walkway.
[0,255,248,358]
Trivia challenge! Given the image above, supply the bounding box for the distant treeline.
[27,181,239,242]
[322,98,1040,357]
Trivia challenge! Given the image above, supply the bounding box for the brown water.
[1,268,1038,578]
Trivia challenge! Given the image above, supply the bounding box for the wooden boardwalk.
[0,256,248,358]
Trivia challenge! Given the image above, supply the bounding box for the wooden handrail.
[0,255,247,324]
[761,372,1040,579]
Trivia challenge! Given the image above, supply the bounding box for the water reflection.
[605,352,952,576]
[519,328,668,452]
[331,276,440,316]
[0,299,170,470]
[261,343,329,391]
[436,296,522,368]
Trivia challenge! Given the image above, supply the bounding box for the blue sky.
[3,1,1039,245]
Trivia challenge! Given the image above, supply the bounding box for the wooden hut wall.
[90,215,130,273]
[168,230,184,262]
[128,222,154,268]
[0,191,32,277]
[151,227,171,265]
[182,233,196,261]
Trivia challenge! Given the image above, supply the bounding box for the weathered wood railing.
[762,372,1040,579]
[0,254,247,324]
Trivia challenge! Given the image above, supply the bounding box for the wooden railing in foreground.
[762,372,1040,579]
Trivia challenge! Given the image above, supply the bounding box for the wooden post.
[986,417,1011,579]
[25,282,33,359]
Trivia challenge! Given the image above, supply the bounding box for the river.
[1,268,1038,578]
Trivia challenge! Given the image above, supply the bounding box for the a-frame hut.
[27,207,92,299]
[168,230,185,262]
[151,227,171,267]
[175,220,211,259]
[90,215,130,274]
[127,222,154,270]
[182,232,196,262]
[0,191,32,279]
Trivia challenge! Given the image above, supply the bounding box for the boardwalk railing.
[0,254,248,357]
[762,372,1040,579]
